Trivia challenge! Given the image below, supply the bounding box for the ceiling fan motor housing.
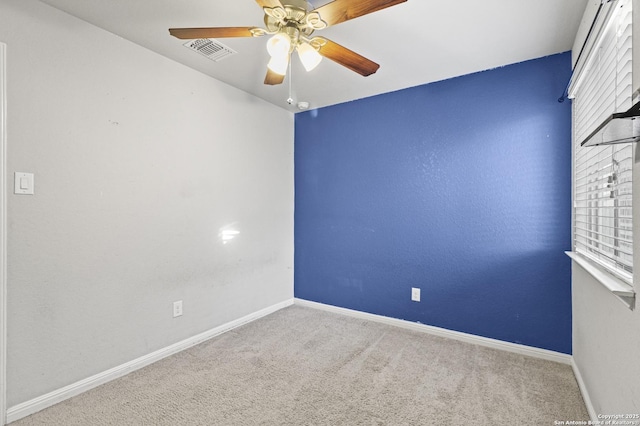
[263,4,326,42]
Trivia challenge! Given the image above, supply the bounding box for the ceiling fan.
[169,0,407,85]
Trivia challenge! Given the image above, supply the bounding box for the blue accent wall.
[294,52,573,354]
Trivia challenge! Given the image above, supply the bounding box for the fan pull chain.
[287,57,294,105]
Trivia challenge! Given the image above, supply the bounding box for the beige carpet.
[11,305,588,425]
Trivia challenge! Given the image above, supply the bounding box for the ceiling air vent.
[183,39,237,62]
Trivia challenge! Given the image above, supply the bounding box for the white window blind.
[571,0,633,282]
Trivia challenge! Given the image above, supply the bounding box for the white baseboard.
[571,358,597,422]
[6,299,294,424]
[294,298,573,365]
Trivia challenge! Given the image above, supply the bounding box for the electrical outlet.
[411,287,421,302]
[173,300,183,318]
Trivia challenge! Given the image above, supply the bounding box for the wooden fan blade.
[313,0,407,27]
[169,27,256,39]
[264,68,285,85]
[313,37,380,76]
[255,0,283,8]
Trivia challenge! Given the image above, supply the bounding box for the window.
[570,0,633,284]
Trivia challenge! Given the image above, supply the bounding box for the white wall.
[571,0,640,417]
[0,0,293,408]
[572,265,640,416]
[0,41,7,424]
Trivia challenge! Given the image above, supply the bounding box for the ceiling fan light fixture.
[267,53,290,76]
[297,42,322,72]
[266,33,292,58]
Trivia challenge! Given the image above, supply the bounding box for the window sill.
[566,251,636,310]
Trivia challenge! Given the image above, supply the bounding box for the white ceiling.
[38,0,589,112]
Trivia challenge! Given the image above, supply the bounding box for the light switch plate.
[14,172,34,195]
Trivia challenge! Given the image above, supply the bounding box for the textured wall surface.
[295,53,572,354]
[2,0,293,407]
[572,265,640,416]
